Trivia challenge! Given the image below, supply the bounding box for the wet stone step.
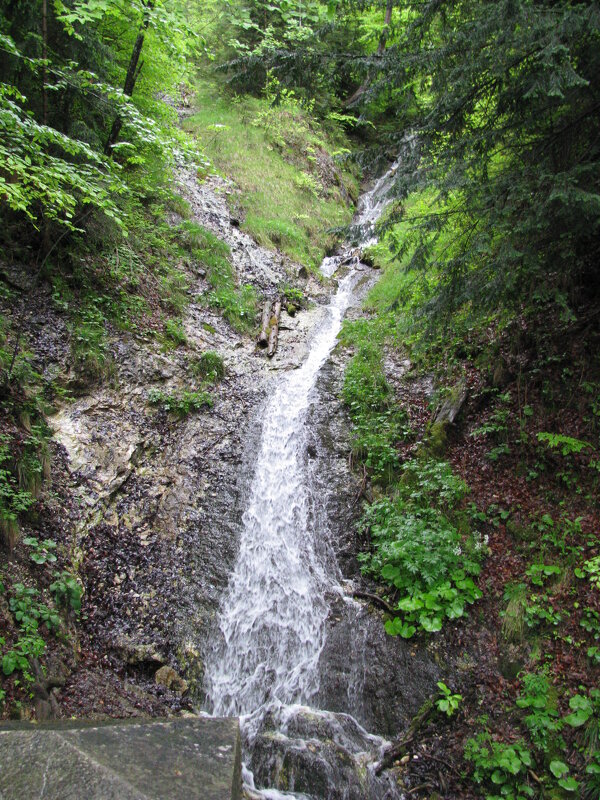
[0,716,241,800]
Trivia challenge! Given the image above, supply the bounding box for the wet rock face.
[306,349,363,577]
[250,707,401,800]
[307,301,440,738]
[0,717,243,800]
[316,595,440,737]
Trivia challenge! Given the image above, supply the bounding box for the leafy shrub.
[536,432,592,456]
[23,537,57,565]
[436,681,463,717]
[464,732,534,800]
[9,583,60,633]
[50,571,83,614]
[359,459,484,637]
[0,435,36,548]
[343,341,410,482]
[282,286,305,307]
[2,632,46,683]
[575,556,600,590]
[516,671,564,752]
[164,319,188,347]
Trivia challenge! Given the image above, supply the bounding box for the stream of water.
[203,159,404,800]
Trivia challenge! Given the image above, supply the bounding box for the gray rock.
[434,384,468,426]
[113,636,167,667]
[0,717,241,800]
[250,707,400,800]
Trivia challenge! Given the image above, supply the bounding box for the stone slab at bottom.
[0,716,241,800]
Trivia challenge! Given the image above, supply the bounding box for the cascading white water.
[203,157,403,798]
[205,271,357,717]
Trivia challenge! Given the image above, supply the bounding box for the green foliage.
[189,351,226,383]
[537,433,593,457]
[436,681,462,717]
[1,579,58,683]
[164,320,188,348]
[369,0,600,330]
[575,556,600,590]
[181,221,258,332]
[0,436,36,544]
[50,571,83,614]
[342,339,410,482]
[471,392,512,462]
[70,304,112,380]
[23,537,57,566]
[525,564,561,587]
[359,458,485,637]
[0,81,125,231]
[523,593,565,631]
[1,633,46,683]
[516,671,564,753]
[563,689,600,734]
[464,732,534,800]
[281,286,305,307]
[184,79,356,269]
[501,583,528,643]
[8,584,60,634]
[148,388,213,418]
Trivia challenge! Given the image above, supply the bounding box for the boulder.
[250,706,401,800]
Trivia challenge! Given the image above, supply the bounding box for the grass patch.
[184,78,357,270]
[181,221,258,332]
[188,351,225,383]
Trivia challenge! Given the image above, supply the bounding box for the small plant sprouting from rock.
[147,388,213,418]
[163,319,188,348]
[50,571,83,614]
[436,681,462,717]
[23,537,57,565]
[189,351,225,383]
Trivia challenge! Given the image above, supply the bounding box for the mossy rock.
[423,420,449,458]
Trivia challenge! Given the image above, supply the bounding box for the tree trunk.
[377,0,394,55]
[105,0,154,154]
[42,0,48,125]
[267,298,282,358]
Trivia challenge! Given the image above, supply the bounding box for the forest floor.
[352,299,600,799]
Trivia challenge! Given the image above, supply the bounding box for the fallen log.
[267,298,282,358]
[258,300,272,348]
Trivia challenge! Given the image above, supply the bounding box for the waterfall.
[203,157,404,799]
[205,271,356,717]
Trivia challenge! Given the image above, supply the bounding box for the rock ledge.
[0,716,241,800]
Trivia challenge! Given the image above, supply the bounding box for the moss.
[424,420,449,458]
